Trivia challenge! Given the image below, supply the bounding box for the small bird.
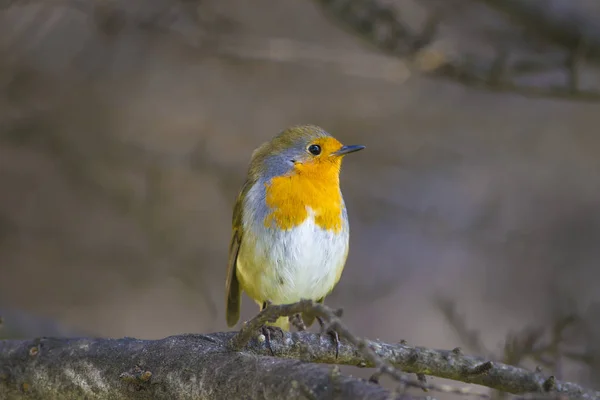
[225,125,364,334]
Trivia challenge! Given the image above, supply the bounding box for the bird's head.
[251,125,365,180]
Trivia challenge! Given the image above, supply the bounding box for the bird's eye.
[307,144,321,155]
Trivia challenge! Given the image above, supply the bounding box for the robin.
[225,125,364,344]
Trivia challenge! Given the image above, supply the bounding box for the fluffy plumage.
[225,125,362,330]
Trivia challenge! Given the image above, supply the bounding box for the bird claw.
[328,329,340,359]
[261,325,284,356]
[317,316,340,359]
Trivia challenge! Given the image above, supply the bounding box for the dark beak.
[331,145,365,157]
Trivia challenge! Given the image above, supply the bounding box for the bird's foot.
[260,325,284,356]
[317,316,340,359]
[289,313,307,331]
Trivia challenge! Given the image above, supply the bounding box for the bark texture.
[1,331,599,400]
[0,333,397,400]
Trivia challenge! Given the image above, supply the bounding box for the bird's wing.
[225,180,252,327]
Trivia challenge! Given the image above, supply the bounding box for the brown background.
[1,0,600,390]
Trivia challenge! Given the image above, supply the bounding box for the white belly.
[237,208,349,305]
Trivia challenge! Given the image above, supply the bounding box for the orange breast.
[264,161,343,233]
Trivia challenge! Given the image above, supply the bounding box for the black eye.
[307,144,321,155]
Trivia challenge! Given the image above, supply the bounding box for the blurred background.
[1,0,600,392]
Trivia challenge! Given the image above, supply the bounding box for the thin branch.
[435,296,491,357]
[229,301,599,400]
[566,37,588,92]
[231,299,488,398]
[437,296,589,398]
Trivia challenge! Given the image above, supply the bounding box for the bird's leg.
[289,313,307,331]
[261,326,279,356]
[260,301,284,355]
[317,316,340,359]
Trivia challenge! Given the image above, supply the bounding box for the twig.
[435,296,491,357]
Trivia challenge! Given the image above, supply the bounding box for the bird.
[225,124,365,336]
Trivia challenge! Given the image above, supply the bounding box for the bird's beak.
[331,145,365,157]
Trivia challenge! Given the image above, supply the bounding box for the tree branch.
[0,333,404,400]
[313,0,600,102]
[231,299,488,397]
[2,300,599,400]
[243,331,597,400]
[473,0,600,61]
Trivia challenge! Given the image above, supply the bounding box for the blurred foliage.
[437,293,600,391]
